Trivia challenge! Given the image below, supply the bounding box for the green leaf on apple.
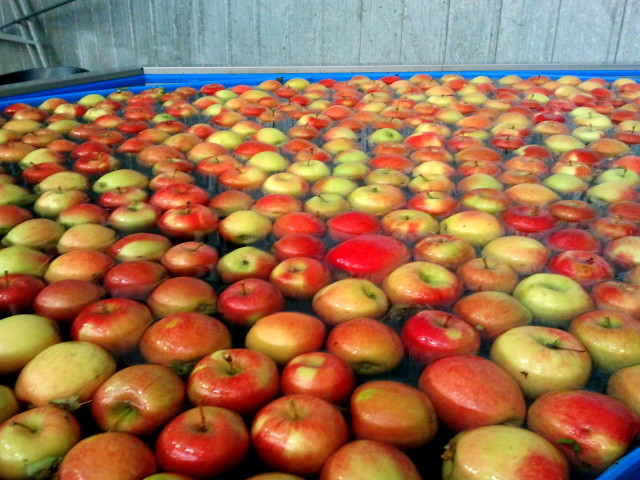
[557,437,581,455]
[26,455,63,479]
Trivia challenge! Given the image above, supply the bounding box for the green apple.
[92,169,149,194]
[254,127,289,146]
[542,172,588,195]
[0,314,62,375]
[0,246,51,277]
[439,210,504,247]
[2,218,65,251]
[513,273,594,326]
[367,128,403,144]
[218,210,272,245]
[247,151,290,173]
[0,406,82,480]
[34,171,90,193]
[77,93,106,107]
[14,341,117,408]
[34,190,89,219]
[0,184,36,206]
[286,160,331,182]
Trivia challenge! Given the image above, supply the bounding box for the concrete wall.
[0,0,638,76]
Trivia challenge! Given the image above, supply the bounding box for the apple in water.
[401,309,480,364]
[281,352,355,405]
[147,276,217,318]
[216,245,277,284]
[312,278,389,325]
[350,380,438,449]
[33,279,105,323]
[102,260,168,300]
[0,273,46,315]
[382,261,464,308]
[418,354,526,432]
[70,297,153,356]
[251,394,349,475]
[91,364,185,436]
[269,257,332,299]
[245,311,326,366]
[187,348,279,416]
[439,210,504,247]
[455,257,519,293]
[607,364,640,417]
[139,312,231,375]
[441,425,569,480]
[325,317,404,375]
[482,235,550,274]
[320,439,421,480]
[14,341,116,409]
[527,390,639,473]
[56,431,157,480]
[512,273,594,326]
[0,406,81,480]
[569,309,640,373]
[0,385,18,424]
[217,278,285,327]
[490,326,592,398]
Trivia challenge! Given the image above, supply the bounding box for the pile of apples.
[1,70,640,480]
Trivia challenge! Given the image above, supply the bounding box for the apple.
[320,439,421,480]
[139,312,231,374]
[160,241,218,277]
[15,341,116,409]
[455,257,520,293]
[546,250,614,286]
[70,297,153,357]
[2,217,64,252]
[325,211,381,241]
[481,235,550,274]
[147,276,217,319]
[251,193,302,220]
[512,273,594,326]
[569,309,640,373]
[217,278,285,327]
[412,234,476,270]
[441,425,569,480]
[347,184,406,216]
[607,364,640,417]
[439,210,504,247]
[418,354,527,432]
[187,348,279,416]
[57,202,108,228]
[349,379,437,450]
[0,314,61,375]
[546,227,600,252]
[56,223,118,253]
[0,406,81,480]
[325,317,404,375]
[280,352,355,405]
[251,394,349,475]
[604,235,640,270]
[33,279,105,323]
[401,309,480,365]
[591,280,640,318]
[271,233,325,261]
[268,257,332,299]
[91,363,185,436]
[527,390,639,473]
[157,203,219,240]
[324,234,410,284]
[103,260,168,300]
[218,209,272,245]
[43,249,114,283]
[382,261,463,308]
[272,211,326,238]
[245,311,326,366]
[0,273,46,314]
[490,325,592,398]
[312,278,389,325]
[216,246,277,283]
[56,432,157,480]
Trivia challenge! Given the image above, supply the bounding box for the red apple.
[91,363,185,436]
[547,250,614,286]
[217,278,285,327]
[527,390,639,473]
[147,276,217,319]
[418,354,527,432]
[251,394,349,475]
[70,297,153,357]
[271,233,326,261]
[139,312,231,375]
[281,351,355,405]
[401,309,480,365]
[187,348,279,416]
[320,439,421,480]
[325,317,404,375]
[350,380,438,449]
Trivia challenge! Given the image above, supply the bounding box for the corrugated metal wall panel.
[0,0,638,76]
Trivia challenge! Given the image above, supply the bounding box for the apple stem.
[223,351,238,374]
[602,316,612,328]
[288,398,301,420]
[198,404,207,432]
